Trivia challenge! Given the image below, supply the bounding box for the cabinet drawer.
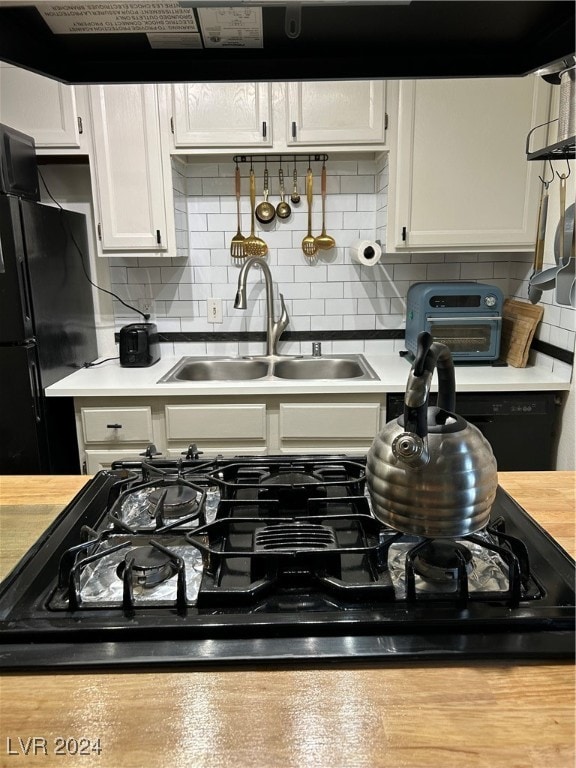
[279,403,380,440]
[84,449,148,474]
[165,404,267,441]
[81,407,153,443]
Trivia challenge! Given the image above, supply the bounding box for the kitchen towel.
[350,239,382,267]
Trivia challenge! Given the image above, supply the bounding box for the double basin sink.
[158,354,379,383]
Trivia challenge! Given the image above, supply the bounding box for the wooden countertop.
[0,473,574,768]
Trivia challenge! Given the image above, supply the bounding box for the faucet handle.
[278,292,289,333]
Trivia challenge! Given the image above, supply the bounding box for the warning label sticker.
[37,2,199,35]
[147,33,202,49]
[197,8,263,49]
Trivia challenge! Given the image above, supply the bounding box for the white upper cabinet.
[171,82,272,147]
[88,84,174,256]
[287,81,387,145]
[388,77,551,251]
[0,63,85,152]
[166,81,387,151]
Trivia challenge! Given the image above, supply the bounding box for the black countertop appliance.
[0,123,98,474]
[119,322,161,368]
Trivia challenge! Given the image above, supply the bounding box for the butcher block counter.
[0,473,574,768]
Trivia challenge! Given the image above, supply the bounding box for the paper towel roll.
[350,239,382,266]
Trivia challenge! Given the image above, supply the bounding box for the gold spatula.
[243,169,268,258]
[230,166,246,260]
[302,168,318,258]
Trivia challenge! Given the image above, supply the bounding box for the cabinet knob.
[106,423,122,429]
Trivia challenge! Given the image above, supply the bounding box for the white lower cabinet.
[84,449,151,475]
[81,406,153,444]
[79,405,155,473]
[279,401,382,453]
[75,395,385,473]
[165,403,268,455]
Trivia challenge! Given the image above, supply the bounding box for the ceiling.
[0,1,574,84]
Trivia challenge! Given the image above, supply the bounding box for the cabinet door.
[287,81,386,145]
[0,64,82,149]
[171,83,272,147]
[89,84,169,252]
[393,77,551,251]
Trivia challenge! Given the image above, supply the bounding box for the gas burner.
[411,540,473,583]
[108,479,208,532]
[148,485,200,520]
[260,470,324,486]
[209,460,367,512]
[51,533,204,611]
[258,469,328,506]
[117,545,176,587]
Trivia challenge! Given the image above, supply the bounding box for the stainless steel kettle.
[366,332,498,538]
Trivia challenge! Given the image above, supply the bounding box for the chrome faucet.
[234,257,289,357]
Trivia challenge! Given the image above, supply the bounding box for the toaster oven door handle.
[426,316,502,322]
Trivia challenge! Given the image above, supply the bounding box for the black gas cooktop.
[0,454,574,670]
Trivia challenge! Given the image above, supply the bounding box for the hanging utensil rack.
[233,153,329,165]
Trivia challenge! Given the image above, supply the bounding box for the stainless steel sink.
[158,354,379,383]
[272,357,375,380]
[158,358,269,382]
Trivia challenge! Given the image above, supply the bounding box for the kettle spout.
[392,432,430,469]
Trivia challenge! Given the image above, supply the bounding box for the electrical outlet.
[207,298,223,324]
[136,297,155,317]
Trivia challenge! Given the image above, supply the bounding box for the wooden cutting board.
[500,299,544,367]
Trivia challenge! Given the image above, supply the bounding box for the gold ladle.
[314,164,336,251]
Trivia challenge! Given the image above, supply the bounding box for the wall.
[508,166,576,470]
[109,155,520,359]
[42,158,575,469]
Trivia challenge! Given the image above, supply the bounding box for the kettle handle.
[404,331,456,438]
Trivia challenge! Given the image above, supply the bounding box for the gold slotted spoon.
[244,169,268,258]
[230,165,246,261]
[314,164,336,251]
[302,168,318,258]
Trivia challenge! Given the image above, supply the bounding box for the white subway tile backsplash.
[343,315,376,330]
[393,263,428,281]
[425,263,461,280]
[292,298,326,315]
[341,176,375,194]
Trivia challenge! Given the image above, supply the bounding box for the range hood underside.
[0,2,574,84]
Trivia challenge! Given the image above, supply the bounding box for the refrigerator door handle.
[29,359,42,424]
[19,258,32,325]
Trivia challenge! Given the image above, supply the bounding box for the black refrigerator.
[0,123,98,474]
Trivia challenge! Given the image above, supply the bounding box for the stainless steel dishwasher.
[386,391,561,471]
